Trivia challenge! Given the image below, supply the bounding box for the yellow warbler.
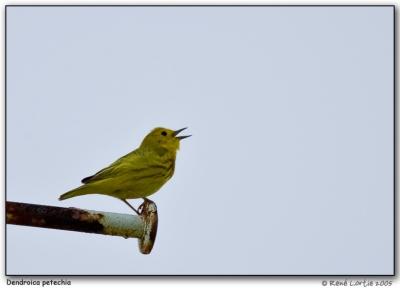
[59,127,191,214]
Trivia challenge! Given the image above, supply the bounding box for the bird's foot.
[139,198,154,214]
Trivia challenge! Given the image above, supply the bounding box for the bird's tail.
[59,185,93,201]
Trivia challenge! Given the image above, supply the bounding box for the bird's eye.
[161,131,167,136]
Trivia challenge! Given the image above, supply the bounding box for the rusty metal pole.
[6,201,158,254]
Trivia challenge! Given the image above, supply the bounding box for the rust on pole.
[6,201,158,254]
[138,200,158,254]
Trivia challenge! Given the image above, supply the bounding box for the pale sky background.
[6,6,394,275]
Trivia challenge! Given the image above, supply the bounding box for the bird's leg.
[121,199,140,215]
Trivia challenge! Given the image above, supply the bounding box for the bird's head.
[140,127,191,155]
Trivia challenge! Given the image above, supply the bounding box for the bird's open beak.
[173,127,192,140]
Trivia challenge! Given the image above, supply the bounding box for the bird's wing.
[81,149,166,184]
[81,149,142,184]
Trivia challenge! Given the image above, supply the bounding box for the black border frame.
[4,4,396,277]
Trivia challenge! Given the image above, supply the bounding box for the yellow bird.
[59,127,191,214]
